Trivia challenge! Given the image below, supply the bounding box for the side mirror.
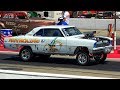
[66,34,69,36]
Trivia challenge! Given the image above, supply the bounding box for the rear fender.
[18,45,32,52]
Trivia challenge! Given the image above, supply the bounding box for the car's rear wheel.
[19,47,34,62]
[76,52,90,66]
[94,53,107,64]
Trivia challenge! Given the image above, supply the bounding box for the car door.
[38,28,67,54]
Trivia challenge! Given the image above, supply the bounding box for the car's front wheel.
[76,52,90,66]
[19,47,34,62]
[94,53,107,64]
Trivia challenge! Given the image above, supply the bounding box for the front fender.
[67,38,96,54]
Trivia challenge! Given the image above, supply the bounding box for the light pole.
[114,11,117,50]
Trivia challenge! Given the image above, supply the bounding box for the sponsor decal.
[6,22,28,28]
[41,39,45,43]
[10,44,19,49]
[9,38,40,43]
[6,21,16,26]
[43,37,63,52]
[17,24,28,29]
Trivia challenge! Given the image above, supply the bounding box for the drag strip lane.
[0,53,120,78]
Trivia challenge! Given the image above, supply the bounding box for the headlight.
[108,40,112,45]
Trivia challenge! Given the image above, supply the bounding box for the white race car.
[4,25,113,65]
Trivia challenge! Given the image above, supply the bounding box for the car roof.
[33,25,75,30]
[26,25,75,35]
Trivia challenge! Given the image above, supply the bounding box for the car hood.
[68,34,85,38]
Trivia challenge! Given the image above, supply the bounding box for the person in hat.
[63,11,70,25]
[57,17,68,25]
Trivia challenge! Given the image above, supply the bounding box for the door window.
[43,28,63,37]
[34,28,63,37]
[34,29,44,36]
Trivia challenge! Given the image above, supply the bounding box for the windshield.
[62,27,82,36]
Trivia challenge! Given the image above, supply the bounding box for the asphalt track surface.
[0,52,120,78]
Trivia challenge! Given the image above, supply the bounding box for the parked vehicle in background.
[68,11,97,18]
[95,11,113,19]
[115,12,120,19]
[0,11,55,36]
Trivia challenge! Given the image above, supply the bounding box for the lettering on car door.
[35,28,67,54]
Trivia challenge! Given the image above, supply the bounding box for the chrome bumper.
[92,46,113,54]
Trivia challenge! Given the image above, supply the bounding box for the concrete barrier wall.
[69,18,120,30]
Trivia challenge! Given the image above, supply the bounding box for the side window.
[44,28,63,37]
[34,29,44,36]
[17,16,26,19]
[2,13,14,19]
[16,12,27,19]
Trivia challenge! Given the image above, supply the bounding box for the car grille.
[96,40,110,47]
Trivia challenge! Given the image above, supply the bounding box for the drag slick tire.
[94,53,107,64]
[76,52,90,66]
[19,47,34,62]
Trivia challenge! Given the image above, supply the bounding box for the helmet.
[58,17,64,21]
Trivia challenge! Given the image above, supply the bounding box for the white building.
[36,11,63,20]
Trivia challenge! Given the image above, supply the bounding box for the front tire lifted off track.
[19,47,34,62]
[76,51,90,66]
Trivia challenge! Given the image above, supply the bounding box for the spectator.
[63,11,70,25]
[57,17,68,25]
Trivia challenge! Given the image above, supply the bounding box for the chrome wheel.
[19,47,33,62]
[21,49,30,61]
[78,54,88,64]
[76,52,90,66]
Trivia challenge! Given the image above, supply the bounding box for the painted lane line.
[0,69,116,79]
[0,51,19,54]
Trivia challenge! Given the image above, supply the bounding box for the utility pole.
[114,11,117,50]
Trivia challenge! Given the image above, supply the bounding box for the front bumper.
[92,46,113,54]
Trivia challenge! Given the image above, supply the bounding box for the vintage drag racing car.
[4,25,113,65]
